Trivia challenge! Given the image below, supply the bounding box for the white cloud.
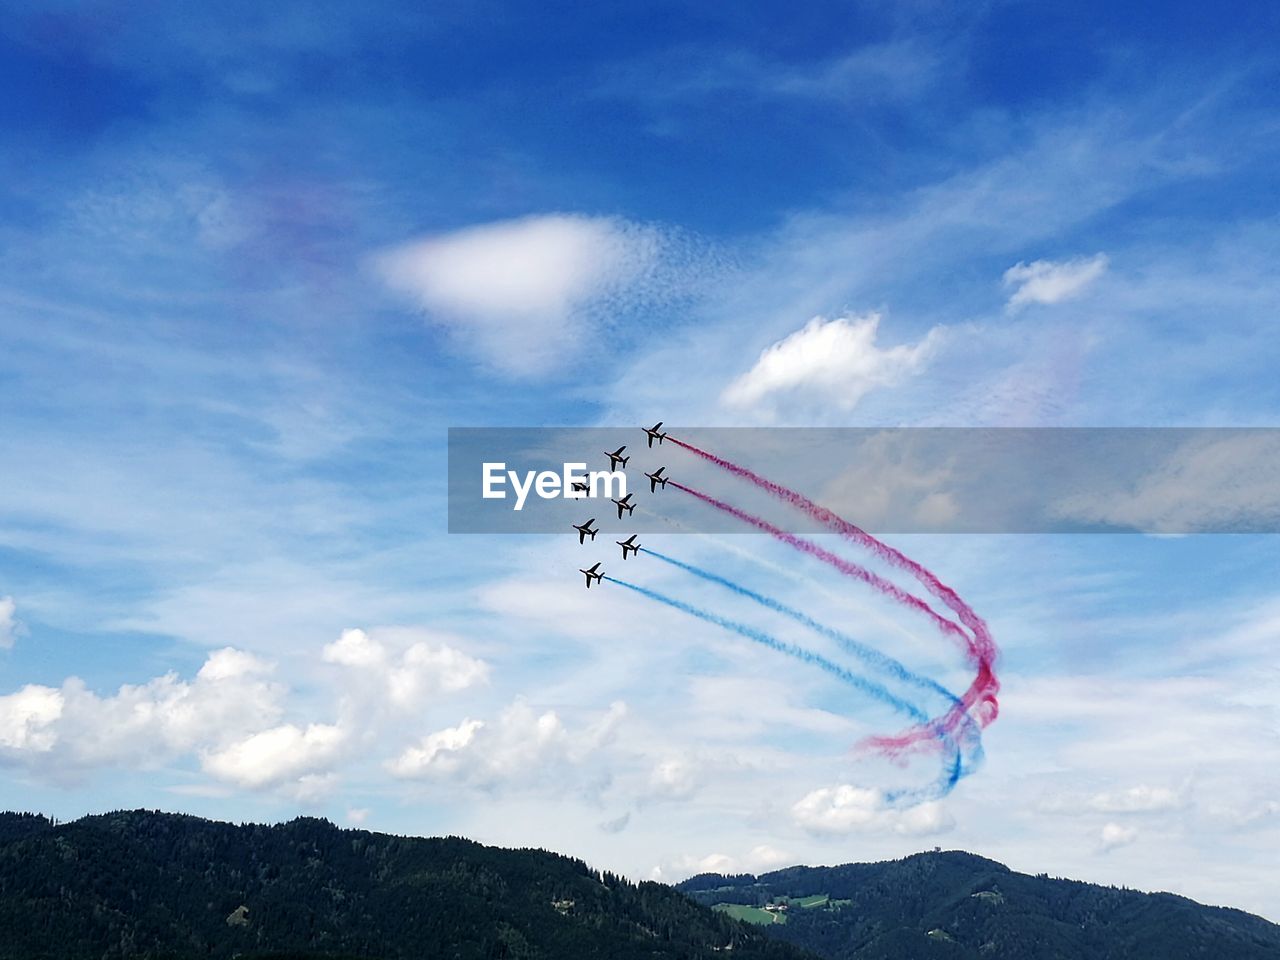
[816,430,958,531]
[388,642,490,706]
[721,314,940,417]
[1053,432,1280,533]
[0,597,16,649]
[387,699,627,790]
[1212,799,1280,829]
[0,626,488,798]
[791,784,954,837]
[1039,783,1187,816]
[197,647,273,681]
[1003,253,1108,310]
[648,756,701,800]
[202,722,346,791]
[1099,822,1138,852]
[385,718,485,778]
[375,214,662,376]
[0,648,285,775]
[599,40,942,110]
[322,628,489,710]
[1088,785,1185,814]
[0,685,64,752]
[321,627,386,669]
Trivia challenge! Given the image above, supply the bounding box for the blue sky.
[3,0,1280,921]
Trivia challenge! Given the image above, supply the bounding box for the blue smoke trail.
[604,575,962,801]
[642,547,984,776]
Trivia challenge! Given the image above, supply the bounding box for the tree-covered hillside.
[4,811,1277,960]
[0,810,811,960]
[678,851,1280,959]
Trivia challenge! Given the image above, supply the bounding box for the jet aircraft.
[611,493,636,518]
[616,534,640,559]
[604,445,630,470]
[572,519,598,544]
[643,422,667,447]
[644,466,669,492]
[579,562,604,588]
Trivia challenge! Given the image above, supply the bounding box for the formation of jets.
[572,423,670,587]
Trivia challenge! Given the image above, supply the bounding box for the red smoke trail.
[668,479,989,754]
[667,482,967,644]
[668,436,998,729]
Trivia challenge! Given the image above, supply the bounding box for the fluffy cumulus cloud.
[375,214,664,377]
[202,722,346,793]
[791,784,954,837]
[1002,253,1108,310]
[322,627,489,711]
[0,685,64,752]
[0,647,282,775]
[0,625,495,798]
[722,313,940,417]
[0,596,16,649]
[385,718,485,778]
[387,699,627,790]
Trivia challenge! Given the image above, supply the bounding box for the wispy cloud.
[1098,822,1138,852]
[1053,432,1280,532]
[1039,783,1187,816]
[595,39,945,110]
[376,215,690,377]
[1002,254,1109,311]
[0,597,16,650]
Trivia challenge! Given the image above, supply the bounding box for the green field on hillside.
[714,903,787,925]
[793,895,829,909]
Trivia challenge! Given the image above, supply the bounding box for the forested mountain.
[2,810,1277,960]
[0,810,808,960]
[678,851,1280,959]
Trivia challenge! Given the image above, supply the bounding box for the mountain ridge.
[1,810,1277,959]
[0,809,808,960]
[678,851,1280,959]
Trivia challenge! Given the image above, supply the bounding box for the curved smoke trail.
[604,574,963,801]
[641,546,984,775]
[662,480,990,755]
[667,435,999,734]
